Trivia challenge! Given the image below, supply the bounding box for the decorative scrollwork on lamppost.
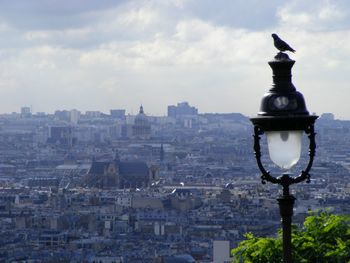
[250,34,318,263]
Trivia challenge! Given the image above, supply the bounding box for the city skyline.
[1,1,350,118]
[11,104,339,122]
[0,94,348,262]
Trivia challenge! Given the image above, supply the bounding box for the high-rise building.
[20,106,31,118]
[320,113,335,120]
[70,109,80,125]
[167,102,198,118]
[47,126,75,146]
[54,110,70,121]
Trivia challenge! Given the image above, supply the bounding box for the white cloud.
[0,21,11,32]
[0,1,350,118]
[318,2,345,21]
[116,7,158,28]
[278,0,349,31]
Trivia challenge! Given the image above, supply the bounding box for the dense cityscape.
[0,102,348,262]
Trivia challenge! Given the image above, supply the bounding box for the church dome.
[132,105,151,139]
[134,105,150,126]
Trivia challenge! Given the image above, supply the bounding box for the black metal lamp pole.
[250,51,317,263]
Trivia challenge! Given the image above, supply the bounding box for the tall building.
[167,102,198,118]
[70,109,80,125]
[20,106,31,118]
[54,110,70,121]
[110,109,126,119]
[47,126,75,146]
[320,113,335,120]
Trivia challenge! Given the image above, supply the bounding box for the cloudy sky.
[0,0,350,118]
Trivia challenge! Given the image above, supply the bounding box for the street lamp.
[250,51,318,263]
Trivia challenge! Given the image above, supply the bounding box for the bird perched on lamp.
[272,33,295,53]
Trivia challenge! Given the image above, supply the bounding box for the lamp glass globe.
[266,130,303,170]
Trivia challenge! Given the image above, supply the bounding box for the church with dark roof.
[84,156,151,189]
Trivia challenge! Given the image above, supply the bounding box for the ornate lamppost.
[250,34,318,263]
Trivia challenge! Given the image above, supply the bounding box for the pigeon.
[271,33,295,53]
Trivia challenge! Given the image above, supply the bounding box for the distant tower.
[70,109,80,125]
[132,105,151,139]
[149,164,159,181]
[140,105,144,114]
[21,106,32,118]
[160,143,164,162]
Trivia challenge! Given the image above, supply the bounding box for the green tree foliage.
[231,212,350,263]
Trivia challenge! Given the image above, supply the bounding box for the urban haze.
[0,104,348,262]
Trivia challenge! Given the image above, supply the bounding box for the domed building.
[132,105,151,139]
